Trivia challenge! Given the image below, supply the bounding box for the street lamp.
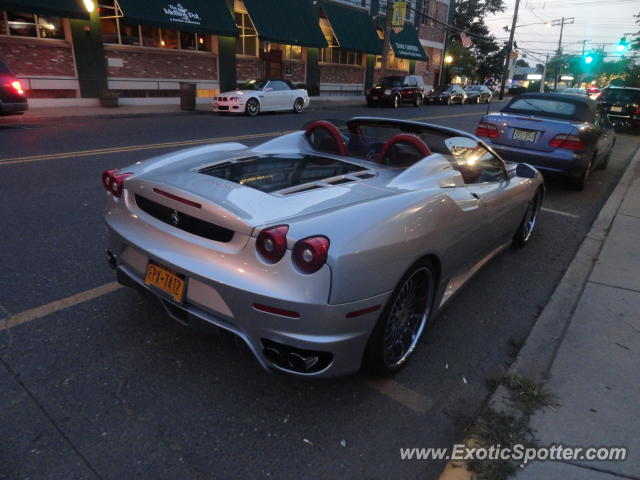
[445,55,453,64]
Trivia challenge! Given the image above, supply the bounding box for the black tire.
[414,95,423,107]
[512,190,542,248]
[245,98,260,116]
[569,157,593,191]
[366,100,375,107]
[392,94,400,108]
[292,97,304,113]
[598,141,615,170]
[363,259,436,376]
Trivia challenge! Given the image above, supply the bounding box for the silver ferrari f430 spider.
[103,117,544,377]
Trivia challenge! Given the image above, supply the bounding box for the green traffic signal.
[616,37,628,52]
[584,54,594,64]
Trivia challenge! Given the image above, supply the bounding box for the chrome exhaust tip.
[286,352,319,371]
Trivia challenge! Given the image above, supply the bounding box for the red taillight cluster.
[102,169,132,198]
[256,225,289,263]
[549,134,585,151]
[475,122,499,138]
[635,106,640,115]
[10,80,24,95]
[292,236,330,274]
[256,225,330,274]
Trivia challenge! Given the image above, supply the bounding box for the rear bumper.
[106,224,389,378]
[0,100,28,115]
[607,114,640,129]
[485,141,588,179]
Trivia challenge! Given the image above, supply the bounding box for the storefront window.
[98,2,210,51]
[319,19,362,66]
[375,52,409,71]
[234,11,257,56]
[1,11,64,39]
[283,44,302,60]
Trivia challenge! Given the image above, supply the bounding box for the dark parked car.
[464,84,493,103]
[425,84,467,105]
[597,86,640,132]
[366,75,426,108]
[0,60,28,115]
[476,92,615,190]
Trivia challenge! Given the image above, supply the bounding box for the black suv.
[366,75,426,108]
[0,60,28,115]
[597,86,640,132]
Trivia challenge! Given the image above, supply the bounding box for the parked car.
[0,59,28,115]
[596,86,640,132]
[425,84,467,105]
[366,75,426,108]
[561,87,587,96]
[586,86,601,99]
[476,92,615,190]
[102,116,544,377]
[464,84,493,103]
[213,79,309,116]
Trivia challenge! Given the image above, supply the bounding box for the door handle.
[471,192,480,200]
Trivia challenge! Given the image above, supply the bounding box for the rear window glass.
[198,154,365,193]
[501,96,591,121]
[600,89,640,103]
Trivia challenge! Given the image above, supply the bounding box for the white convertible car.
[213,79,310,116]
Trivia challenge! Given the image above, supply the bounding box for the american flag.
[460,32,473,48]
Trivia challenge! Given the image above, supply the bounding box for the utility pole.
[540,53,549,92]
[498,0,520,100]
[550,17,574,90]
[380,1,394,79]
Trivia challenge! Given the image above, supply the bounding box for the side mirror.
[516,163,537,179]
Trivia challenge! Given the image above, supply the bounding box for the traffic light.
[616,38,628,53]
[584,53,594,64]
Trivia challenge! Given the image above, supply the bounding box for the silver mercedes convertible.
[103,117,544,377]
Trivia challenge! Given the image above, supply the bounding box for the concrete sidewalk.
[516,148,640,479]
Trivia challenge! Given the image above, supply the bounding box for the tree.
[451,0,506,77]
[515,59,530,68]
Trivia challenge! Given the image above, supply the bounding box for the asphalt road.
[1,102,638,480]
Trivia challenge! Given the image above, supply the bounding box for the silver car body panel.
[104,121,543,377]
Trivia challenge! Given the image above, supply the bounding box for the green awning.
[0,0,89,19]
[319,1,382,55]
[390,25,428,61]
[243,0,327,48]
[117,0,238,36]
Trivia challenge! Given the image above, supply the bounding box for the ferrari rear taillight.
[292,236,330,274]
[10,80,24,95]
[256,225,289,263]
[102,169,132,198]
[549,134,585,151]
[476,122,499,138]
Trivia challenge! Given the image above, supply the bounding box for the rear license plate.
[372,96,379,100]
[145,262,186,303]
[610,106,622,113]
[513,129,537,142]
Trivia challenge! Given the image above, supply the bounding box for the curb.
[438,143,640,480]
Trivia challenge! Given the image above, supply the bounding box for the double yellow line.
[0,110,485,167]
[0,130,295,166]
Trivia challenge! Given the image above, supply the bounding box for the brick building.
[0,0,450,105]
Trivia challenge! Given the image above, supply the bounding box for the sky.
[484,0,639,64]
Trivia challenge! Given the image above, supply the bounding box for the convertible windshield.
[465,86,481,91]
[239,80,267,90]
[433,85,450,93]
